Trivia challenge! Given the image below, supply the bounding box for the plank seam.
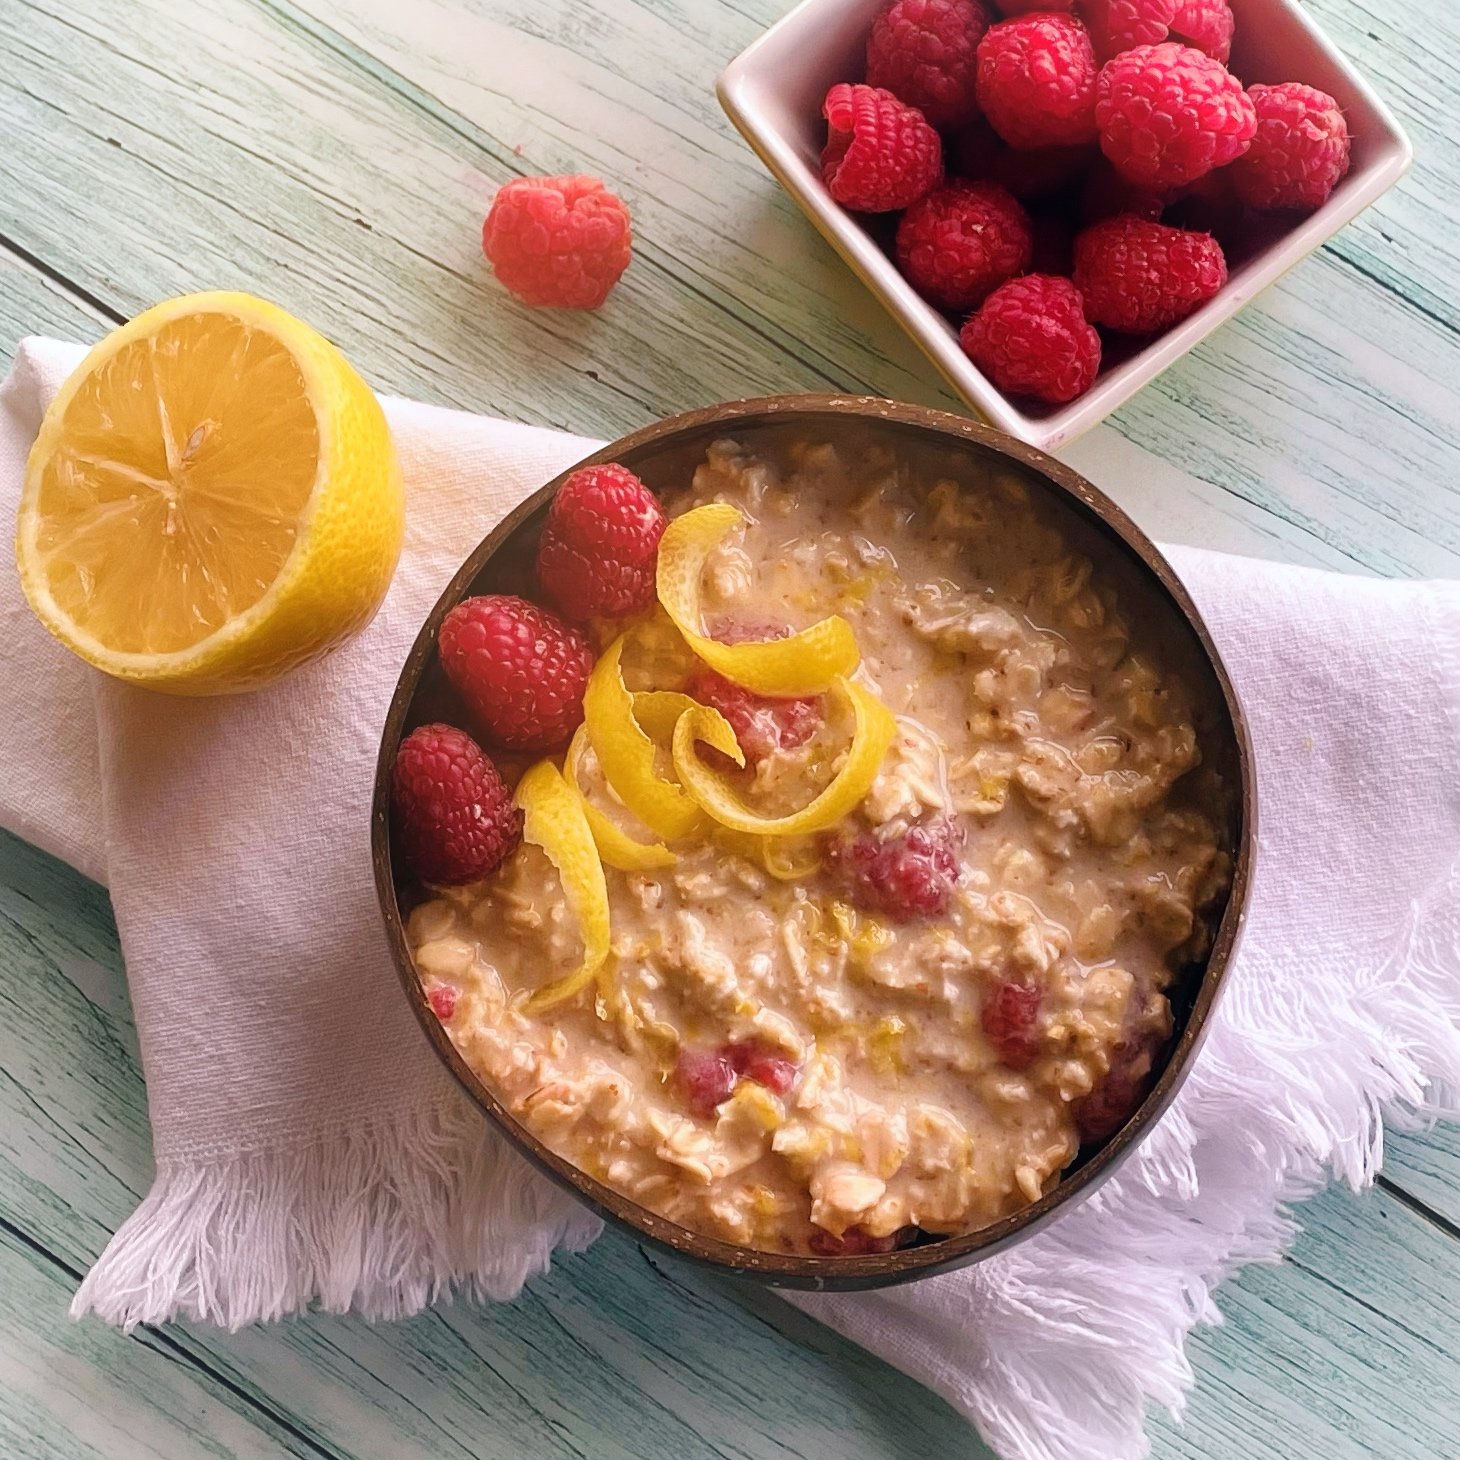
[0,1211,348,1460]
[1376,1173,1460,1244]
[0,233,126,326]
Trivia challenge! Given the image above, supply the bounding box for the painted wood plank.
[2,824,1459,1460]
[253,0,1460,580]
[0,250,110,367]
[0,0,1454,583]
[0,1225,313,1460]
[1385,1126,1460,1229]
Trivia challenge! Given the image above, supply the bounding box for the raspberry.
[1096,43,1256,190]
[687,666,822,765]
[675,1047,738,1118]
[980,978,1043,1069]
[894,180,1032,312]
[976,15,1098,152]
[867,0,994,130]
[821,83,944,213]
[391,724,522,886]
[427,985,460,1022]
[1169,0,1234,62]
[481,175,632,310]
[536,462,666,622]
[438,595,594,750]
[1230,83,1351,212]
[953,118,1092,202]
[1074,1036,1159,1141]
[828,816,964,920]
[1079,157,1166,225]
[1074,214,1227,332]
[808,1225,912,1256]
[960,274,1102,404]
[1082,0,1174,62]
[724,1041,800,1095]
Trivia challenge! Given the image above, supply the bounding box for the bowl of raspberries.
[718,0,1411,449]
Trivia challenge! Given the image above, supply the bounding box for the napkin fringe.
[69,1091,601,1332]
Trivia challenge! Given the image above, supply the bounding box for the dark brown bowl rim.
[371,393,1257,1291]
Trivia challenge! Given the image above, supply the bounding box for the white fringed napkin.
[3,337,1458,1460]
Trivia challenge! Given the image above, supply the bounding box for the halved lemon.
[16,291,404,695]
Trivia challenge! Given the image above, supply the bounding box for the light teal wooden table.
[2,1,1459,1456]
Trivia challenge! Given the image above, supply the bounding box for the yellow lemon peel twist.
[655,503,860,694]
[565,726,676,872]
[583,635,704,842]
[670,677,896,837]
[513,760,611,1014]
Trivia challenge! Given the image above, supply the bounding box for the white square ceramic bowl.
[717,0,1413,451]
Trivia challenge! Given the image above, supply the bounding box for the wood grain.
[0,0,1458,1455]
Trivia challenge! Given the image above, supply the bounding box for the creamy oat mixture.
[408,439,1232,1255]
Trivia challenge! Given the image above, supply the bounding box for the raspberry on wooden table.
[481,174,632,310]
[438,594,595,750]
[828,816,964,921]
[537,462,667,621]
[1230,83,1352,212]
[1096,43,1256,190]
[1082,0,1175,63]
[976,14,1100,151]
[1074,214,1227,332]
[961,274,1102,404]
[894,180,1033,312]
[1169,0,1234,63]
[980,977,1044,1069]
[391,723,522,887]
[867,0,994,131]
[821,83,944,212]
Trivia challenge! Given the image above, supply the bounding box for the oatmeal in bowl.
[374,398,1252,1287]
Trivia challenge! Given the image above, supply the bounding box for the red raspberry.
[960,274,1102,404]
[821,83,944,213]
[1074,1037,1159,1141]
[1096,44,1256,190]
[894,180,1032,312]
[675,1047,738,1118]
[867,0,994,130]
[808,1226,912,1256]
[481,175,632,310]
[687,667,822,765]
[438,595,594,750]
[427,985,460,1022]
[828,817,964,921]
[980,978,1043,1069]
[953,119,1092,202]
[724,1041,800,1095]
[536,462,666,622]
[1082,0,1174,62]
[1074,214,1227,332]
[1169,0,1234,63]
[1230,83,1351,212]
[391,724,522,886]
[976,15,1099,151]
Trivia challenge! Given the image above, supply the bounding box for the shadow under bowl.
[372,394,1256,1291]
